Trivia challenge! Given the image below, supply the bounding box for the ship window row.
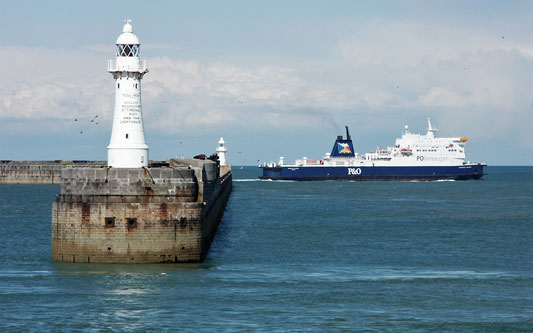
[415,148,461,153]
[116,44,139,57]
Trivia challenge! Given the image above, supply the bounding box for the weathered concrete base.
[52,159,232,263]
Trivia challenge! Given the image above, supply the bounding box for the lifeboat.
[400,148,413,156]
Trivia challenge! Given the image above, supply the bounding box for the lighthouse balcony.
[108,59,148,73]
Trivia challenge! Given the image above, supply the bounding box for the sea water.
[0,166,532,331]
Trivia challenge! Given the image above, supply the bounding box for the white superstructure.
[357,118,469,166]
[216,137,228,166]
[107,20,149,168]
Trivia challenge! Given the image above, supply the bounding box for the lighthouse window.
[126,134,129,139]
[117,83,120,89]
[117,44,140,57]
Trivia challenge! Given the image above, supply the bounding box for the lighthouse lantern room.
[107,19,149,168]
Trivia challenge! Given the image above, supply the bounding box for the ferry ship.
[259,119,486,181]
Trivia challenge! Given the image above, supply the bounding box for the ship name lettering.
[348,168,362,175]
[417,156,425,161]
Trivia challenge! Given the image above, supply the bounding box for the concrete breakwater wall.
[52,159,232,263]
[0,161,106,184]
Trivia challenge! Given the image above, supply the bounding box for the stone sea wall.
[0,161,106,184]
[51,159,232,263]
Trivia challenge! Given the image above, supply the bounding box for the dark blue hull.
[260,164,487,181]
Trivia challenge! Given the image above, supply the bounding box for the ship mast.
[427,118,438,138]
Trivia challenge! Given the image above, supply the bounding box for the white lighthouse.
[216,137,228,166]
[107,20,149,168]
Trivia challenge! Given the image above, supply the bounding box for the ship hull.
[260,164,486,181]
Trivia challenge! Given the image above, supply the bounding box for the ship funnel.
[345,126,351,141]
[330,126,355,158]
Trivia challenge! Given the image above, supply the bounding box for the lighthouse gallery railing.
[107,60,148,73]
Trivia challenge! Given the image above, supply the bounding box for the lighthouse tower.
[216,137,228,166]
[107,20,149,168]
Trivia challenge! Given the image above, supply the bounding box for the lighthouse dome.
[116,20,140,45]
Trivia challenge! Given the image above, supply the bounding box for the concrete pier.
[52,158,232,263]
[0,161,106,184]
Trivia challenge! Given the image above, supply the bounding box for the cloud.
[140,57,314,133]
[1,17,533,158]
[325,19,533,144]
[0,47,316,131]
[0,46,111,123]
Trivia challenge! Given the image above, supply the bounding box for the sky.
[1,0,533,165]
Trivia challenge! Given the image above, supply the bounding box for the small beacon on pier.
[216,137,228,166]
[107,20,149,168]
